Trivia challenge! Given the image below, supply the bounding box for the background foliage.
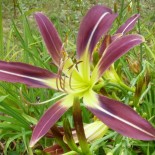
[0,0,155,154]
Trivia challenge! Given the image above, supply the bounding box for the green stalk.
[119,0,125,20]
[136,0,143,70]
[0,0,3,58]
[63,118,82,154]
[73,97,92,155]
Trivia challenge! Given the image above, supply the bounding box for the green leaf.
[0,95,8,102]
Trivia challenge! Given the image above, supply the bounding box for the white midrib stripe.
[84,12,110,83]
[30,103,70,147]
[0,69,46,83]
[105,38,142,58]
[30,94,73,147]
[122,16,138,34]
[87,12,110,48]
[95,104,155,138]
[37,106,64,141]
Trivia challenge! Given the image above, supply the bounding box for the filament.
[19,87,66,105]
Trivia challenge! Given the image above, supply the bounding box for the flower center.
[55,53,94,96]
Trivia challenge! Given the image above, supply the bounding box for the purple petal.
[35,13,63,66]
[99,33,123,57]
[0,61,56,88]
[29,95,73,147]
[97,34,144,77]
[116,14,140,34]
[77,5,117,59]
[99,14,140,58]
[84,93,155,140]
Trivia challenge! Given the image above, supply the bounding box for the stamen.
[62,74,67,92]
[75,60,83,71]
[19,87,66,105]
[57,50,83,92]
[59,73,66,91]
[56,76,60,91]
[57,51,69,91]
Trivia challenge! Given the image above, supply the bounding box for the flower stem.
[73,97,92,155]
[63,118,82,153]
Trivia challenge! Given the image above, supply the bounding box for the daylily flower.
[0,5,155,148]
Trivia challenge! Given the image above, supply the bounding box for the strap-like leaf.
[84,91,155,140]
[35,13,63,66]
[0,61,56,88]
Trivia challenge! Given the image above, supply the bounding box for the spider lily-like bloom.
[0,5,155,147]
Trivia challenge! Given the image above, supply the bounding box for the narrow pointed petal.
[35,13,63,66]
[84,91,155,140]
[77,5,117,59]
[92,34,144,82]
[99,14,139,58]
[0,61,56,88]
[99,33,123,57]
[29,95,73,147]
[116,14,140,34]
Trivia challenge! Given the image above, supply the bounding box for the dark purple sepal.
[77,5,117,59]
[0,61,56,88]
[116,14,140,34]
[35,13,63,66]
[98,34,144,77]
[30,97,71,147]
[87,95,155,140]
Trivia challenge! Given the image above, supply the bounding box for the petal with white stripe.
[0,61,57,88]
[83,91,155,140]
[35,13,63,66]
[77,5,117,59]
[76,5,117,80]
[91,34,144,82]
[30,94,73,147]
[116,14,140,34]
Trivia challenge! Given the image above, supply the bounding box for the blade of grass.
[4,130,31,155]
[0,0,3,58]
[0,102,30,128]
[136,0,143,70]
